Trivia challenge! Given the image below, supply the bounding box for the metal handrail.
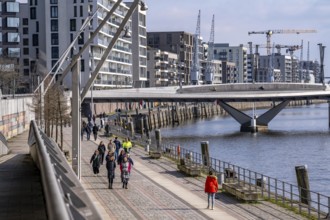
[28,120,102,220]
[158,143,330,219]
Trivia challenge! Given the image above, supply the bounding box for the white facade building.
[21,0,146,91]
[213,43,248,83]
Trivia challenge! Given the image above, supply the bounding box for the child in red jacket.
[204,170,218,210]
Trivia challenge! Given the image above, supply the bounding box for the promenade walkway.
[0,125,308,219]
[61,125,307,220]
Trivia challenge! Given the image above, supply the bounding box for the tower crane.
[191,10,201,85]
[248,29,317,55]
[205,15,215,84]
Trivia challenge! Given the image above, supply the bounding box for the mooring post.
[155,129,161,152]
[201,141,210,167]
[295,165,311,206]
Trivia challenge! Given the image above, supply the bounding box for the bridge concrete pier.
[219,100,290,132]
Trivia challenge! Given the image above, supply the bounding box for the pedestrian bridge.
[84,83,330,132]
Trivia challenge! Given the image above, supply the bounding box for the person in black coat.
[106,152,116,189]
[92,124,99,141]
[97,141,106,165]
[90,150,101,175]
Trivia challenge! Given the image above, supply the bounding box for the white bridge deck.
[83,83,330,103]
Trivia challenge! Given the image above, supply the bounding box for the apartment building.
[147,31,194,86]
[21,0,146,92]
[213,43,248,83]
[0,0,23,94]
[147,48,178,87]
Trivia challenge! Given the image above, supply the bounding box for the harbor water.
[159,103,330,196]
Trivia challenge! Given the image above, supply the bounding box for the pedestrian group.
[90,137,134,189]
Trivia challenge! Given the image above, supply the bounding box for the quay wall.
[0,97,35,155]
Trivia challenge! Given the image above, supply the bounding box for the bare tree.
[0,57,19,95]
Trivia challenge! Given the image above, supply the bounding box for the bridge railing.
[159,142,330,220]
[28,120,102,220]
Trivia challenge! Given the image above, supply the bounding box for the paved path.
[0,125,308,220]
[0,131,47,220]
[61,125,307,220]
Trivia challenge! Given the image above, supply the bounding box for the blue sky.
[146,0,330,77]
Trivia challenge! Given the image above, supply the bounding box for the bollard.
[145,144,149,152]
[295,165,311,205]
[155,129,161,151]
[177,145,181,157]
[129,121,134,137]
[201,141,210,167]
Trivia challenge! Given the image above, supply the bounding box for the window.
[52,47,59,58]
[50,0,58,4]
[7,33,20,43]
[80,59,85,72]
[74,6,77,17]
[80,6,83,17]
[32,34,38,46]
[78,33,84,45]
[51,60,58,69]
[23,69,29,76]
[36,21,39,32]
[30,8,36,19]
[81,0,84,2]
[23,59,29,66]
[23,48,29,55]
[51,20,58,31]
[22,18,28,25]
[51,33,58,45]
[23,38,29,46]
[50,6,58,18]
[7,17,19,27]
[8,48,20,58]
[70,19,76,31]
[6,2,19,13]
[36,48,39,59]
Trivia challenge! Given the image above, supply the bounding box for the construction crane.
[274,44,302,55]
[248,29,317,55]
[191,10,201,85]
[205,15,215,84]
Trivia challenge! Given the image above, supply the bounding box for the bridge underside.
[218,100,291,132]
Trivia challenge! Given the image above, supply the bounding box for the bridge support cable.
[218,100,290,132]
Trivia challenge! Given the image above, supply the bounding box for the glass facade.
[6,2,19,13]
[7,32,20,42]
[8,48,20,57]
[7,17,19,27]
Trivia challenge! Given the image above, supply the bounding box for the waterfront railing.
[159,142,330,220]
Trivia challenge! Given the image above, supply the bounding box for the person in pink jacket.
[120,156,132,189]
[204,170,218,210]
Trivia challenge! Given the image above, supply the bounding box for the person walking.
[92,124,99,141]
[90,150,101,176]
[120,156,131,189]
[123,137,132,153]
[105,152,116,189]
[97,141,106,165]
[113,137,121,159]
[107,139,115,153]
[204,170,218,210]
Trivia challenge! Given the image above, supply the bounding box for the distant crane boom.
[248,29,317,55]
[205,15,215,84]
[191,10,201,85]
